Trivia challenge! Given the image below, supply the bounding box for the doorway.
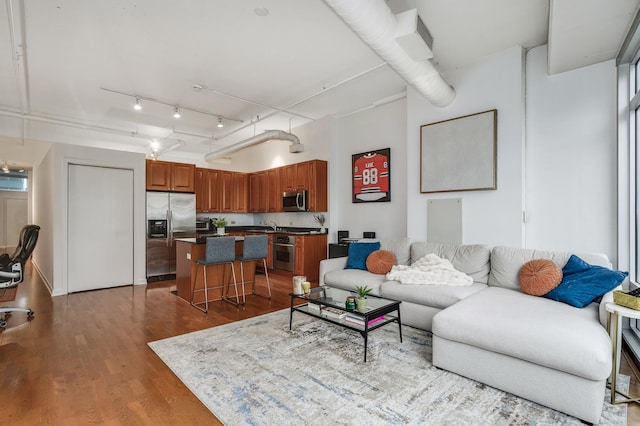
[67,164,134,292]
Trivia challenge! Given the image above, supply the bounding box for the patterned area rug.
[149,309,627,425]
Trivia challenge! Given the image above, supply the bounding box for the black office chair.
[0,224,40,328]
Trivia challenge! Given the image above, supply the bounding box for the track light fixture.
[101,87,243,124]
[2,162,9,173]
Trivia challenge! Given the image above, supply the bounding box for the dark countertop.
[200,225,327,236]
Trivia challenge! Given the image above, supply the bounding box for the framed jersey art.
[352,148,390,203]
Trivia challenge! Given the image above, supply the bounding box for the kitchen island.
[175,237,256,305]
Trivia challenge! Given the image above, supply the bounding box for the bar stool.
[191,236,240,312]
[236,235,271,301]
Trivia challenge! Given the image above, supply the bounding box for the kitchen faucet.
[267,221,278,231]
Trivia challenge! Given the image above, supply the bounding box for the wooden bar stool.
[236,235,271,301]
[191,236,240,312]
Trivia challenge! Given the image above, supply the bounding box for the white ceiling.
[0,0,638,168]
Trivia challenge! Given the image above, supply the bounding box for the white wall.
[407,46,526,247]
[332,99,407,242]
[32,148,54,291]
[525,46,618,263]
[33,143,146,296]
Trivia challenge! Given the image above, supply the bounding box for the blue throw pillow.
[345,242,381,270]
[543,254,628,308]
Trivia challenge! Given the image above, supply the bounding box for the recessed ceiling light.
[254,7,269,16]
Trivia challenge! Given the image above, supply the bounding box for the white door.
[68,164,134,292]
[0,191,28,252]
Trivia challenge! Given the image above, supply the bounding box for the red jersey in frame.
[352,148,391,203]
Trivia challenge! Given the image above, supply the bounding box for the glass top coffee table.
[289,285,402,362]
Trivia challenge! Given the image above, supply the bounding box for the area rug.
[148,309,627,425]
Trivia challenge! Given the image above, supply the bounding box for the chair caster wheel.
[27,310,34,318]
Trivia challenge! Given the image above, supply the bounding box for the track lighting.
[2,162,9,173]
[102,88,243,125]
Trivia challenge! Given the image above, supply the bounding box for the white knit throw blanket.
[386,253,473,286]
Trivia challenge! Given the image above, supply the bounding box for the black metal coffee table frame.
[289,285,402,362]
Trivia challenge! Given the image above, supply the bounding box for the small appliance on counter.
[196,218,212,232]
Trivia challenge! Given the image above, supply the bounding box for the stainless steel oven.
[273,235,295,272]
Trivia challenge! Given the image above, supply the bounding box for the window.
[620,16,640,365]
[0,171,28,192]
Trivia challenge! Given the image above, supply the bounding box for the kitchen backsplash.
[196,212,328,230]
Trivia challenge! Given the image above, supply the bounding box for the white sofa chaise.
[318,239,617,424]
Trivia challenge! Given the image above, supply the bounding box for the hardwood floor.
[1,262,639,425]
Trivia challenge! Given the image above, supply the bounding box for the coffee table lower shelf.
[289,294,402,362]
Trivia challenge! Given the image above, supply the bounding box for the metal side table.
[605,302,640,405]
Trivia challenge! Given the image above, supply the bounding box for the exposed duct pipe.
[204,130,302,163]
[323,0,455,107]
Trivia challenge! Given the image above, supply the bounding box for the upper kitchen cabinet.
[267,168,280,212]
[233,172,249,213]
[195,168,220,213]
[220,171,249,213]
[301,160,328,212]
[146,160,195,193]
[249,171,268,213]
[282,164,296,192]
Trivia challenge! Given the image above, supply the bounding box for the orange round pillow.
[519,259,563,296]
[366,250,396,275]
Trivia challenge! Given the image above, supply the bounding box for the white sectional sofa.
[319,239,619,424]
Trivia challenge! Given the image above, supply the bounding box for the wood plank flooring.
[1,262,638,425]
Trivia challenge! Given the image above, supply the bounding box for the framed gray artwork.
[420,109,497,193]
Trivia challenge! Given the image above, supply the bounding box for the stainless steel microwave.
[282,190,308,212]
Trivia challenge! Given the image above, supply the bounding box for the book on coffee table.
[321,306,347,320]
[344,314,385,326]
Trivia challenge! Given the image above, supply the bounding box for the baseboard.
[30,259,53,295]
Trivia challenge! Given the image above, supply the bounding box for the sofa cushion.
[380,281,487,309]
[323,269,386,296]
[345,242,380,270]
[432,287,611,381]
[488,246,611,292]
[519,259,562,296]
[410,242,491,285]
[544,255,628,308]
[366,250,396,274]
[380,237,412,266]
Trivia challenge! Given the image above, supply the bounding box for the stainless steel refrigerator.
[146,192,196,281]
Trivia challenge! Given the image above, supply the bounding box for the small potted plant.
[314,213,326,233]
[354,285,372,313]
[213,217,228,235]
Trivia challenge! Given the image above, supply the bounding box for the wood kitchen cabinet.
[267,168,280,212]
[220,171,234,213]
[282,164,296,192]
[293,233,328,282]
[195,168,205,212]
[295,161,311,190]
[146,160,195,192]
[249,172,268,213]
[233,172,249,213]
[195,168,220,213]
[295,160,327,212]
